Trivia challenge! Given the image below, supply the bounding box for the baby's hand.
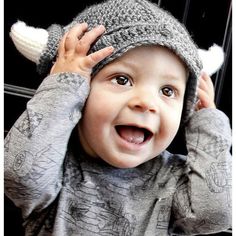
[50,23,114,81]
[196,71,216,110]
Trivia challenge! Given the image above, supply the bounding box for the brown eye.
[161,86,175,97]
[111,76,132,86]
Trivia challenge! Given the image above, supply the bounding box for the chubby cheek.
[84,89,116,126]
[155,111,182,152]
[79,89,117,146]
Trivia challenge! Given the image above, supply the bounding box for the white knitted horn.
[10,21,49,64]
[10,21,224,76]
[198,44,224,76]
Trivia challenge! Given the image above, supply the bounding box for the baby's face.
[78,45,187,168]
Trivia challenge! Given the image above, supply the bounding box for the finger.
[197,87,208,103]
[75,25,106,55]
[57,31,69,57]
[197,87,216,109]
[64,23,88,51]
[199,72,215,100]
[201,71,215,92]
[201,71,211,82]
[197,88,210,108]
[83,46,114,68]
[198,75,208,92]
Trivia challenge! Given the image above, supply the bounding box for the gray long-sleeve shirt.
[4,73,232,236]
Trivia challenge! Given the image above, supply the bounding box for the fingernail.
[201,70,208,77]
[81,22,88,27]
[97,25,105,31]
[108,46,114,51]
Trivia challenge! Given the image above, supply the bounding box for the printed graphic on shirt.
[13,150,34,176]
[169,161,186,181]
[64,156,163,200]
[197,214,231,234]
[177,218,227,234]
[59,155,183,235]
[61,197,136,235]
[205,161,232,208]
[14,109,43,137]
[6,144,60,201]
[171,185,230,234]
[57,73,85,88]
[156,203,171,230]
[12,144,52,177]
[192,113,230,158]
[172,183,190,219]
[202,137,229,159]
[186,127,201,162]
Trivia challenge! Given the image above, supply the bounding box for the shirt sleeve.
[4,72,90,219]
[170,108,232,235]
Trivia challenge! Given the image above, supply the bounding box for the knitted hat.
[10,0,203,123]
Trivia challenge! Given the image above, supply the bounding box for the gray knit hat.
[11,0,203,123]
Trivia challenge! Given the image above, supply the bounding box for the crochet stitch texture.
[38,0,203,122]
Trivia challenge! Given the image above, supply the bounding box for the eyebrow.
[161,73,187,82]
[110,59,137,70]
[109,59,188,82]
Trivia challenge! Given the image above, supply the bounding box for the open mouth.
[115,125,153,145]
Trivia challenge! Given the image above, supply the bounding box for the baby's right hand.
[50,23,114,81]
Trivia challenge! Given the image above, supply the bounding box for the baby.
[5,0,231,235]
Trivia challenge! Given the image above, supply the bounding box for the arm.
[171,73,232,234]
[4,23,114,219]
[4,72,90,218]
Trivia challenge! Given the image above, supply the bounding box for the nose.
[128,91,158,113]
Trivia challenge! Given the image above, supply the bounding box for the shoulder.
[161,150,187,166]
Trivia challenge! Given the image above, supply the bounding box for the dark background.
[4,0,232,235]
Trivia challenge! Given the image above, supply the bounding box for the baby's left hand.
[196,71,216,110]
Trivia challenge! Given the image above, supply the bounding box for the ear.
[198,44,224,76]
[10,21,48,64]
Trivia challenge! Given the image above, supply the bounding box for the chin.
[104,155,148,169]
[111,162,140,169]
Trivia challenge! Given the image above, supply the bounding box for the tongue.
[117,126,145,144]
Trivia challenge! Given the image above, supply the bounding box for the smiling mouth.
[115,125,153,145]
